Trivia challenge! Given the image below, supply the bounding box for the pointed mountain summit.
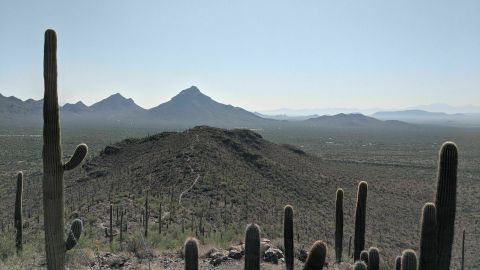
[61,101,90,113]
[90,93,144,112]
[148,86,266,127]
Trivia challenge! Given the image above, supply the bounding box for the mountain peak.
[90,92,144,113]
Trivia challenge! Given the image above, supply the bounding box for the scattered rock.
[228,249,242,260]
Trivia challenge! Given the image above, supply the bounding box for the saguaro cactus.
[335,188,344,263]
[42,29,88,270]
[145,191,149,237]
[360,250,369,264]
[434,142,458,270]
[353,261,367,270]
[401,250,417,270]
[395,256,402,270]
[303,241,327,270]
[15,171,23,253]
[245,223,260,270]
[354,181,368,260]
[65,219,83,250]
[184,237,199,270]
[109,204,113,243]
[419,203,437,270]
[368,247,380,270]
[284,205,294,270]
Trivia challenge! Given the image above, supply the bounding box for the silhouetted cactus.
[360,250,368,265]
[244,223,260,270]
[184,237,199,270]
[284,205,294,270]
[303,240,327,270]
[354,181,368,260]
[14,171,23,253]
[65,219,83,250]
[395,256,402,270]
[335,188,343,263]
[401,250,417,270]
[42,29,88,270]
[353,261,367,270]
[368,247,380,270]
[419,203,437,270]
[109,204,113,243]
[434,142,457,270]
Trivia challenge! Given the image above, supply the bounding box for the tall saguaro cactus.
[335,188,344,263]
[419,203,437,270]
[434,142,458,270]
[244,223,260,270]
[284,205,294,270]
[42,29,88,270]
[15,171,23,253]
[354,181,368,260]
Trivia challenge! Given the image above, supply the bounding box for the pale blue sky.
[0,0,479,110]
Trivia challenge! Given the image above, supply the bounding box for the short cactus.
[284,205,294,270]
[65,219,83,250]
[419,203,437,270]
[401,249,417,270]
[353,261,367,270]
[434,142,458,270]
[184,237,199,270]
[354,181,368,260]
[395,256,402,270]
[14,171,23,253]
[368,247,380,270]
[335,188,344,263]
[42,29,88,270]
[244,223,260,270]
[359,250,369,265]
[303,240,327,270]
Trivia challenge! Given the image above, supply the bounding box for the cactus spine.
[14,171,23,253]
[303,240,327,270]
[354,181,368,260]
[434,142,457,270]
[335,188,344,263]
[401,250,417,270]
[244,223,260,270]
[284,205,294,270]
[419,203,437,270]
[395,255,402,270]
[184,237,199,270]
[42,29,88,270]
[368,247,380,270]
[353,261,367,270]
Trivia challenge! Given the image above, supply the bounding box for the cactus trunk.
[335,188,344,263]
[284,205,294,270]
[354,181,368,260]
[184,238,199,270]
[244,223,260,270]
[434,142,457,270]
[14,171,23,253]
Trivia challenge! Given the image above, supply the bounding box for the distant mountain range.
[4,86,477,129]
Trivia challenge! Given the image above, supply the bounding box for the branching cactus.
[419,203,437,270]
[184,237,199,270]
[434,142,458,270]
[401,250,417,270]
[354,181,368,260]
[368,247,380,270]
[15,171,23,253]
[353,261,367,270]
[303,240,327,270]
[335,188,344,263]
[395,256,402,270]
[42,29,88,269]
[244,223,260,270]
[65,219,83,250]
[284,205,294,270]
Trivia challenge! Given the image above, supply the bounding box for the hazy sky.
[0,0,479,111]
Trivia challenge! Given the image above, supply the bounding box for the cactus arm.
[401,250,418,270]
[303,240,327,270]
[354,181,368,260]
[419,203,437,270]
[335,188,344,263]
[283,205,294,270]
[63,143,88,171]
